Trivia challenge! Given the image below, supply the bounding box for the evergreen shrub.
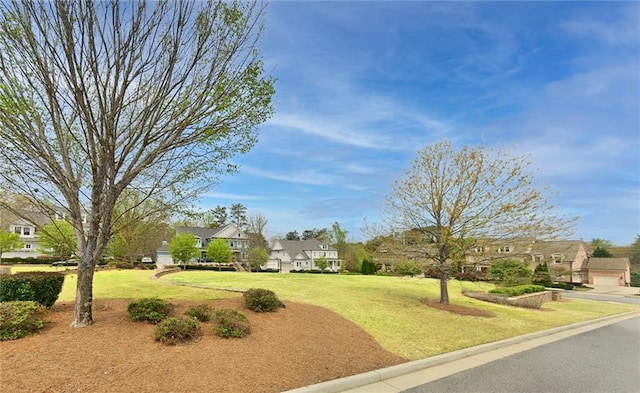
[0,301,46,340]
[127,298,174,324]
[0,272,65,308]
[184,304,212,322]
[243,288,285,312]
[153,316,201,345]
[212,309,250,338]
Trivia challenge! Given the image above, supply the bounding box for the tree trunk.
[439,272,450,304]
[71,261,96,327]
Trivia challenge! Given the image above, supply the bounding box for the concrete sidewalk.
[283,311,639,393]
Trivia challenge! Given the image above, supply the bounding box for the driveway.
[582,285,639,296]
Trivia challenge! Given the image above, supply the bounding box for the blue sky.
[198,1,639,246]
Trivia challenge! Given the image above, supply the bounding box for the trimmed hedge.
[489,284,545,297]
[0,301,47,340]
[243,288,285,312]
[0,272,65,308]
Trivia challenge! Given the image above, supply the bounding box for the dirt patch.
[420,298,497,318]
[1,298,406,393]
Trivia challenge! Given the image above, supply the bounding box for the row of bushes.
[128,288,285,345]
[489,284,546,297]
[0,272,65,308]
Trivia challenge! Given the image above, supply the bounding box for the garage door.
[593,276,619,286]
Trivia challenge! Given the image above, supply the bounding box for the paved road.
[562,291,640,305]
[402,317,640,393]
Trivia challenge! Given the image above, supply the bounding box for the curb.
[283,310,640,393]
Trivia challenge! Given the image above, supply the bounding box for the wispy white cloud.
[561,5,640,46]
[199,192,263,201]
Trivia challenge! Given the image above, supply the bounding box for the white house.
[265,239,341,273]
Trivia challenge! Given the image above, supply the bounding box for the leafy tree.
[168,233,199,265]
[592,246,614,258]
[395,260,423,277]
[229,203,248,229]
[0,230,22,264]
[315,256,329,273]
[206,239,231,263]
[285,231,300,241]
[630,235,640,271]
[196,206,227,229]
[342,242,369,272]
[489,259,533,287]
[38,220,77,260]
[591,238,614,249]
[0,1,274,327]
[532,263,553,287]
[383,139,574,304]
[328,222,348,259]
[247,247,269,271]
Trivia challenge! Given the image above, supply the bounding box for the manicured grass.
[163,271,639,360]
[7,267,638,360]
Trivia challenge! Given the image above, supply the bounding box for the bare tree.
[383,139,575,304]
[0,0,274,327]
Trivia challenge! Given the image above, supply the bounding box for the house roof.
[586,258,630,271]
[176,223,247,241]
[274,239,336,258]
[528,240,587,261]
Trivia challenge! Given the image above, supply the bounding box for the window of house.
[25,243,32,249]
[534,255,543,263]
[475,247,485,253]
[380,248,387,253]
[552,254,563,264]
[498,246,511,253]
[23,227,31,236]
[13,226,22,234]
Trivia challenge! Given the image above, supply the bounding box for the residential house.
[372,237,608,285]
[265,239,340,273]
[0,208,54,259]
[525,240,590,283]
[584,257,631,286]
[155,223,249,268]
[372,242,435,272]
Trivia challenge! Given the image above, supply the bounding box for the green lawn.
[8,267,638,360]
[162,271,638,360]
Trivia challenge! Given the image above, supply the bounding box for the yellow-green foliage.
[0,301,47,340]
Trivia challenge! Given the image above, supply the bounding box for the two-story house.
[155,223,249,268]
[0,208,52,259]
[265,239,341,273]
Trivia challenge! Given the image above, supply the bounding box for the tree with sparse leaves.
[382,139,575,304]
[0,0,274,327]
[248,247,269,271]
[38,220,77,260]
[229,203,248,229]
